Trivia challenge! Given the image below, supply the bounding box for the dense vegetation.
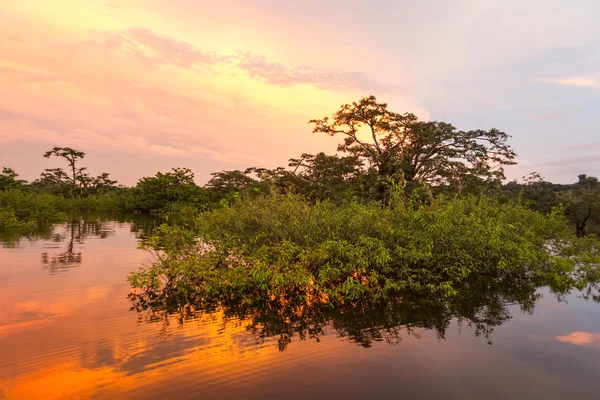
[129,190,599,304]
[2,95,599,310]
[129,255,600,351]
[2,98,599,236]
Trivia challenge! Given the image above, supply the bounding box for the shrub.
[130,192,594,306]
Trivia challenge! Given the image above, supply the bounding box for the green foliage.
[309,96,517,199]
[130,272,545,351]
[560,174,600,237]
[205,169,265,198]
[0,168,25,191]
[130,192,594,308]
[125,167,209,213]
[287,152,363,203]
[0,187,127,238]
[499,173,600,237]
[0,189,68,236]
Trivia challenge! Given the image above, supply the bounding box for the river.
[1,216,600,399]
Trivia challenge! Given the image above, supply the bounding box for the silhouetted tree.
[310,96,516,200]
[38,147,117,197]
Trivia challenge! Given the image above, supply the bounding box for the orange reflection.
[0,302,352,399]
[0,226,352,399]
[555,331,600,346]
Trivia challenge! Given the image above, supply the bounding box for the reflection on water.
[129,273,543,351]
[2,217,600,399]
[40,222,99,272]
[36,217,156,274]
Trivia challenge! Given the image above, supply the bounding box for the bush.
[124,168,211,213]
[0,189,127,239]
[130,192,594,307]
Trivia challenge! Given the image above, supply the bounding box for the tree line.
[1,96,598,236]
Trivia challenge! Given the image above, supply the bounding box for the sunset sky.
[1,0,599,185]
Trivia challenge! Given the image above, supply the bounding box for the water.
[1,217,600,399]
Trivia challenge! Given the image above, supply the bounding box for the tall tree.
[43,147,87,197]
[40,147,117,196]
[310,96,516,198]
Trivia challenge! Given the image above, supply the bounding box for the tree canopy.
[0,168,24,191]
[310,96,517,198]
[37,147,117,196]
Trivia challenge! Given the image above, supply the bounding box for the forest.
[2,96,599,305]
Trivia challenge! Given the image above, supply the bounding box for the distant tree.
[43,147,87,196]
[38,147,117,197]
[33,168,73,196]
[206,156,366,204]
[0,167,25,191]
[310,96,516,199]
[205,168,298,203]
[521,172,560,214]
[133,167,208,212]
[246,167,299,193]
[560,174,600,237]
[578,174,599,187]
[288,152,363,202]
[91,172,118,189]
[206,170,262,197]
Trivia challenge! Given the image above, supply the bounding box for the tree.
[39,147,117,197]
[32,168,73,196]
[520,172,560,214]
[132,167,208,212]
[43,147,87,197]
[561,175,600,237]
[205,170,262,198]
[91,172,118,191]
[205,168,302,204]
[0,167,25,191]
[288,152,363,202]
[310,96,516,199]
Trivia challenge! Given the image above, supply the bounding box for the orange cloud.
[0,1,427,184]
[555,331,600,346]
[541,77,600,89]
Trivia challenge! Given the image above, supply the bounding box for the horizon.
[1,0,599,185]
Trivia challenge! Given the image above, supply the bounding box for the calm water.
[1,218,600,399]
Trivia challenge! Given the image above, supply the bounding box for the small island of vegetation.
[2,96,599,309]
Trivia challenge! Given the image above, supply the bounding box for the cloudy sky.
[1,0,598,185]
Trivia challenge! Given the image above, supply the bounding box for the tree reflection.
[128,273,561,351]
[37,214,158,273]
[41,219,113,273]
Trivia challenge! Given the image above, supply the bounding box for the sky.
[0,0,599,185]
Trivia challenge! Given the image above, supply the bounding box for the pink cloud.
[556,331,600,346]
[86,27,402,93]
[541,77,600,89]
[0,8,424,184]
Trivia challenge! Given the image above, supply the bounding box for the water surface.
[1,217,600,399]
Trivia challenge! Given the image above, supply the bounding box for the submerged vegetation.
[128,191,599,307]
[2,96,598,236]
[124,96,599,320]
[2,96,599,316]
[129,266,600,351]
[130,273,545,350]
